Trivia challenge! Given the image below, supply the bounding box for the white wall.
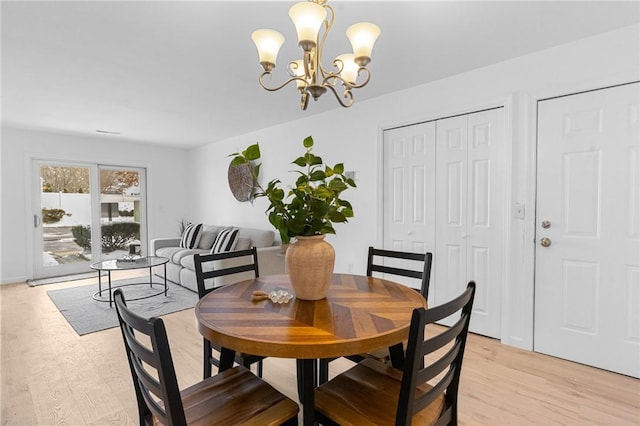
[187,24,640,350]
[0,127,190,284]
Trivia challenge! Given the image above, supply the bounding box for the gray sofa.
[149,225,285,293]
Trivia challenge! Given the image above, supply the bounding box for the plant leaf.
[341,207,354,218]
[230,157,247,166]
[310,170,327,181]
[293,156,306,167]
[243,143,261,161]
[325,166,334,177]
[334,163,344,174]
[315,186,333,198]
[329,210,347,222]
[303,136,314,148]
[328,178,348,192]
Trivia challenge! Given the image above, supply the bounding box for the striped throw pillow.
[211,227,239,253]
[180,223,203,249]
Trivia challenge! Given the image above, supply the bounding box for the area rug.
[47,278,199,335]
[28,271,106,286]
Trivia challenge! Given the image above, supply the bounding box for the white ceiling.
[2,1,638,149]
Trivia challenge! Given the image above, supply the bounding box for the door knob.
[540,237,551,247]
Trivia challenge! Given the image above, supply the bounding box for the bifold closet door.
[382,122,436,292]
[434,108,504,339]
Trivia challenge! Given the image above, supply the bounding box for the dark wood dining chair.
[367,246,433,299]
[194,248,266,379]
[314,281,476,426]
[113,288,299,426]
[319,246,433,383]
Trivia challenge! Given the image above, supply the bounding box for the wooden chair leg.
[257,360,263,378]
[319,359,329,384]
[203,338,212,379]
[296,360,304,403]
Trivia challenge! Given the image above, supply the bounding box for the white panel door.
[382,122,436,292]
[435,108,504,338]
[535,82,640,378]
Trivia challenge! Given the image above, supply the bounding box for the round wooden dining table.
[195,273,426,426]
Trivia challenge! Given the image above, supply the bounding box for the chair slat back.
[367,246,433,299]
[396,282,476,426]
[114,289,187,426]
[194,248,259,298]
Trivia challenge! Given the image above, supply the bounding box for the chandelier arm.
[258,72,308,92]
[317,4,335,78]
[349,67,371,89]
[321,72,344,88]
[320,66,371,91]
[324,83,354,108]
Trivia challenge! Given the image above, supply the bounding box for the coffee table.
[89,256,169,307]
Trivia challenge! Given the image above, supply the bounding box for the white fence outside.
[41,192,137,226]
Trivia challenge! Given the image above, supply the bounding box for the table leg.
[98,271,102,296]
[149,266,152,288]
[297,359,317,426]
[163,263,167,296]
[108,271,113,308]
[219,347,235,372]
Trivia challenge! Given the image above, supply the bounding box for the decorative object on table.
[251,0,380,110]
[251,289,293,304]
[128,243,141,256]
[285,235,335,300]
[116,254,144,263]
[229,135,356,300]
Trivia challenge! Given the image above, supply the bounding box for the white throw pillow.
[211,227,239,253]
[179,223,203,249]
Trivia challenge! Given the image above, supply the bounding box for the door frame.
[376,94,515,345]
[25,153,149,281]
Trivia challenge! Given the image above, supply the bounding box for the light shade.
[289,2,327,50]
[346,22,381,66]
[251,29,285,69]
[335,54,358,85]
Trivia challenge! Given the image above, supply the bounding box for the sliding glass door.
[32,160,147,279]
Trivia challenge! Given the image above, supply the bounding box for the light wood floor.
[1,273,639,425]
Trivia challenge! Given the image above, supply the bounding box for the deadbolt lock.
[540,237,551,247]
[541,220,551,229]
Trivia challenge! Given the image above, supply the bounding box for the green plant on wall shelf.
[229,136,356,244]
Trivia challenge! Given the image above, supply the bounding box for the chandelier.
[251,0,380,110]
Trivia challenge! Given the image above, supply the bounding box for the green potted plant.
[230,135,356,299]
